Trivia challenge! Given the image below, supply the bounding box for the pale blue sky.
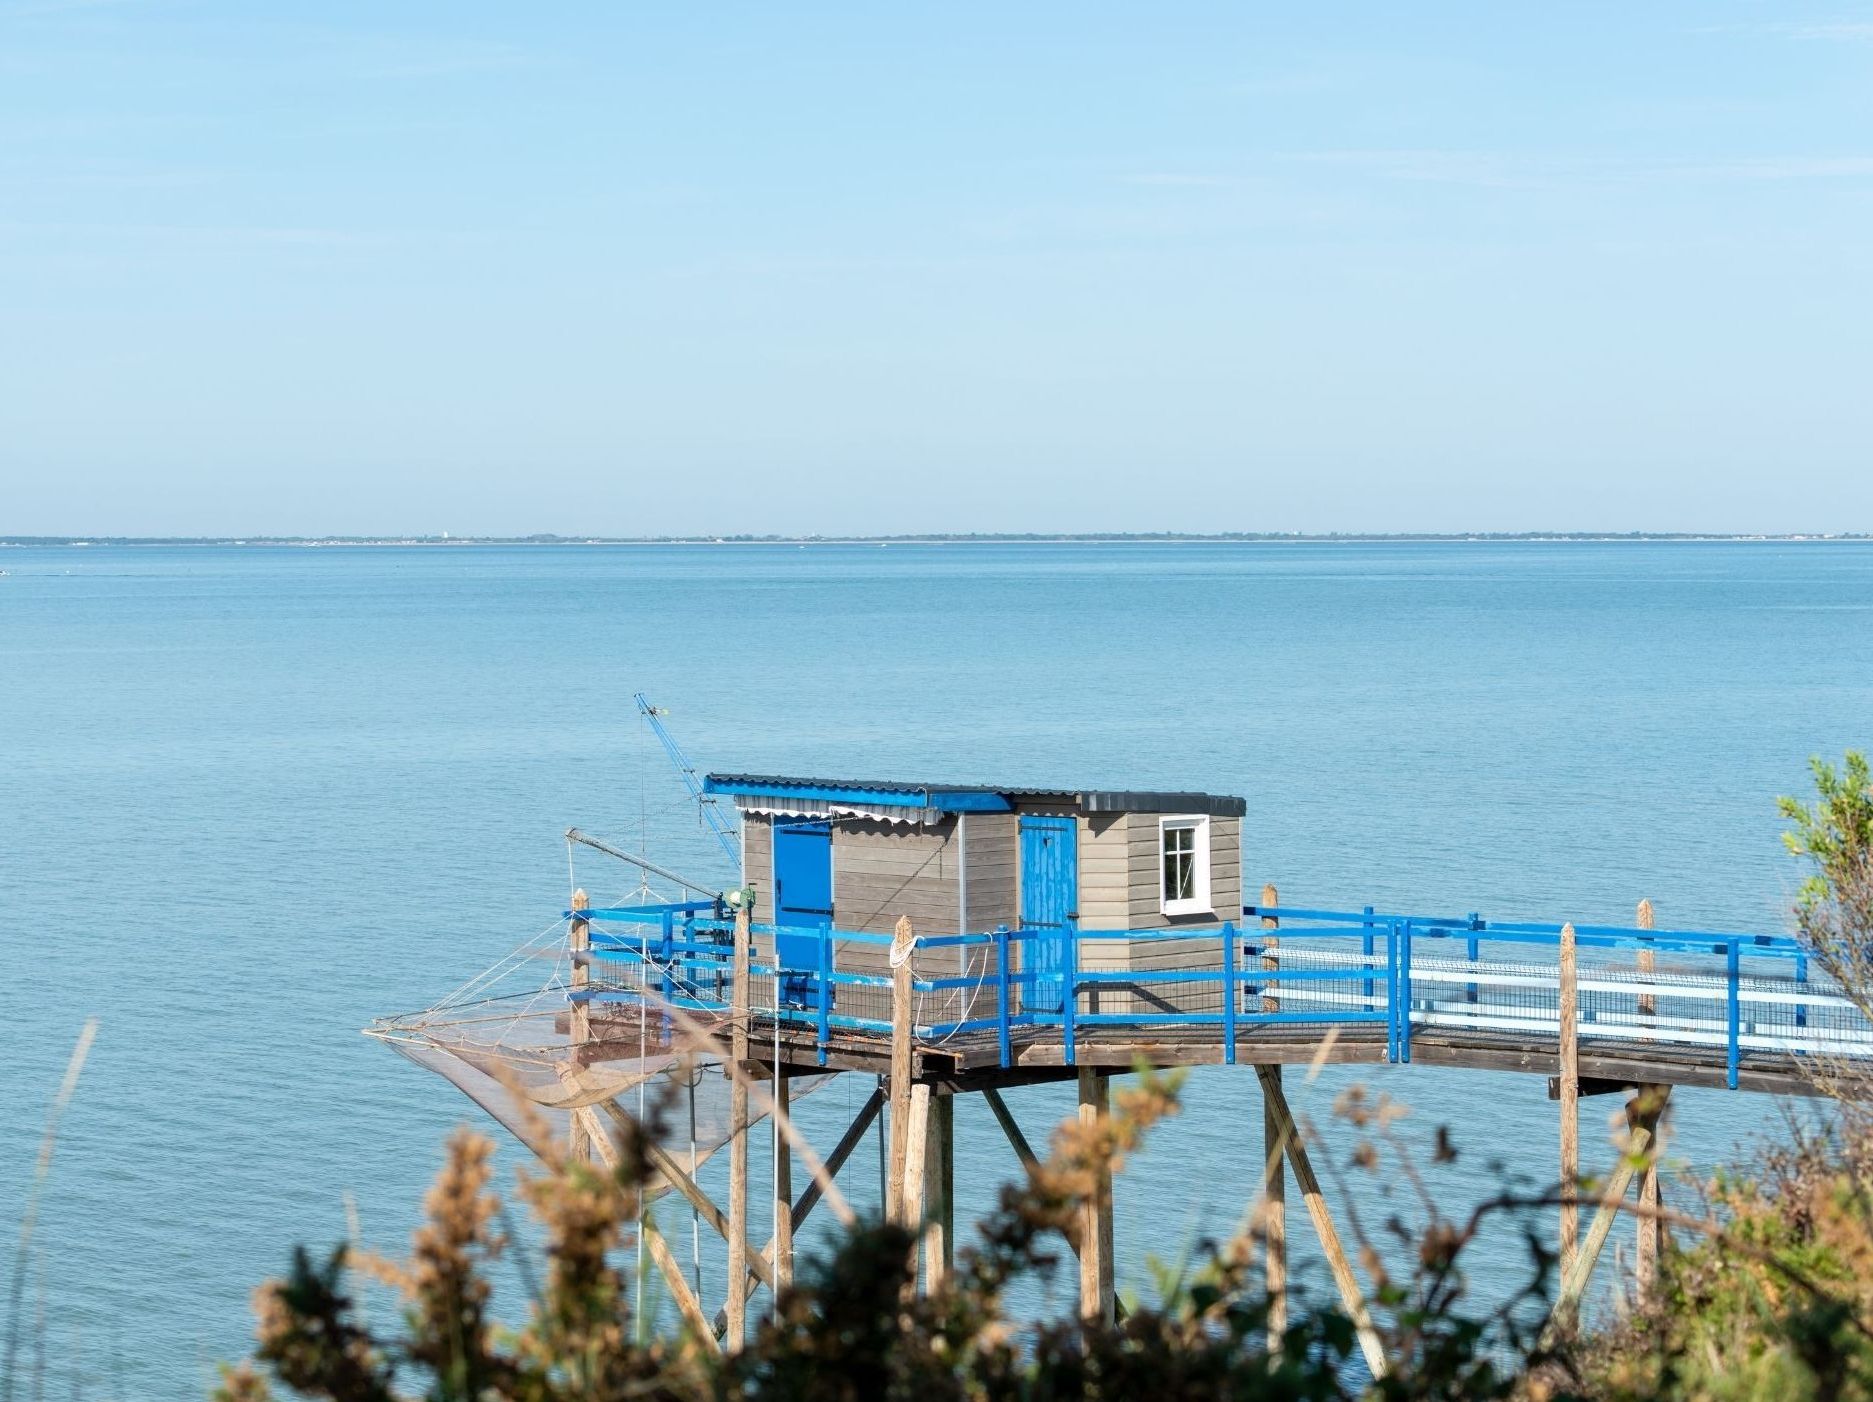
[3,3,1871,535]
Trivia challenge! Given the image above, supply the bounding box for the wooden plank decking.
[576,1005,1825,1097]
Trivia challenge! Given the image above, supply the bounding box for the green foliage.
[1779,750,1873,909]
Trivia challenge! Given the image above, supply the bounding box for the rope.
[426,916,573,1015]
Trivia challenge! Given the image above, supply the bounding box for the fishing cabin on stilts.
[372,764,1868,1369]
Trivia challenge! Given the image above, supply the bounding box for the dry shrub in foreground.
[1577,1126,1873,1402]
[217,1069,1554,1402]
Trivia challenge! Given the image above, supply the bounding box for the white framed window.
[1159,815,1211,916]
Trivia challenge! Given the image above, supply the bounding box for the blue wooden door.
[1019,816,1077,1013]
[772,821,832,1006]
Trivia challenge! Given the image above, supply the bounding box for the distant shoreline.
[1,531,1868,548]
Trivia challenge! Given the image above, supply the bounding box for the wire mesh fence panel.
[496,904,1873,1078]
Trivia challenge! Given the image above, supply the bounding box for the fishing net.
[368,920,835,1191]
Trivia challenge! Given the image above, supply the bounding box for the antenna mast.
[634,692,741,865]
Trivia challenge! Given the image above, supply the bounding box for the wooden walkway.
[576,896,1853,1096]
[643,1020,1827,1098]
[549,893,1852,1367]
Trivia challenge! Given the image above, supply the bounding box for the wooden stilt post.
[984,1087,1084,1255]
[985,1086,1134,1321]
[1630,1083,1669,1298]
[878,1077,889,1206]
[1559,921,1579,1281]
[927,1091,954,1291]
[1633,900,1665,1297]
[1263,1066,1287,1347]
[1259,885,1287,1346]
[725,896,752,1348]
[790,1087,884,1240]
[1077,1067,1115,1327]
[983,1088,1041,1166]
[903,1083,932,1291]
[774,1070,794,1293]
[888,916,915,1226]
[568,889,592,1164]
[1256,1065,1387,1379]
[713,1088,883,1336]
[1548,1123,1656,1338]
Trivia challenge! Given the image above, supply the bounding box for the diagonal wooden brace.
[644,1139,778,1291]
[594,1098,776,1292]
[712,1085,886,1335]
[982,1086,1132,1323]
[1546,1122,1656,1339]
[643,1216,721,1353]
[1256,1065,1388,1379]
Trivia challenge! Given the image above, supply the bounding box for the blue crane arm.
[634,692,742,866]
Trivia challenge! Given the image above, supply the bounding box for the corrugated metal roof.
[702,773,1246,817]
[1076,790,1247,817]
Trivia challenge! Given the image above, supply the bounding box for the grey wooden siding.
[833,817,1020,1028]
[1076,813,1242,930]
[1078,934,1232,1016]
[1126,813,1243,929]
[825,819,948,1022]
[1073,813,1244,1015]
[833,818,957,934]
[1076,814,1132,931]
[742,817,771,907]
[1210,816,1244,925]
[961,811,1018,933]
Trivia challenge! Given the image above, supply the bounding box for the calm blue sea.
[4,540,1872,1396]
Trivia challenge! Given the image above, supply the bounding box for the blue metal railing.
[565,901,1852,1089]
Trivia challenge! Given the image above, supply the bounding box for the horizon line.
[3,530,1871,548]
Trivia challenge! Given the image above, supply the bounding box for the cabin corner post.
[568,888,592,1164]
[888,916,915,1226]
[1558,921,1580,1280]
[725,895,752,1347]
[1077,1067,1115,1327]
